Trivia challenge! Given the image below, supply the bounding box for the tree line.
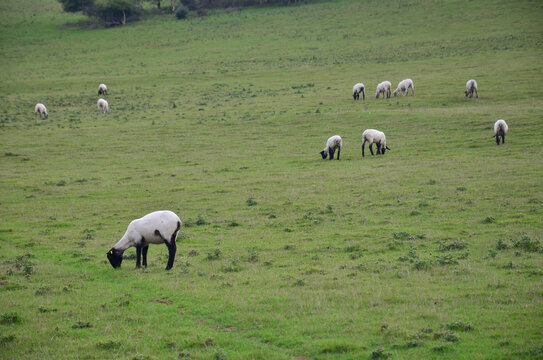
[58,0,310,26]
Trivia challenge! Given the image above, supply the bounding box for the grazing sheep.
[393,79,415,96]
[34,103,48,119]
[375,81,392,99]
[362,129,390,157]
[465,79,478,98]
[98,83,108,95]
[107,210,182,270]
[97,98,109,114]
[353,83,365,100]
[493,119,508,145]
[320,135,343,160]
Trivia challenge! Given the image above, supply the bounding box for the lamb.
[98,83,108,95]
[465,79,478,98]
[362,129,390,157]
[107,210,182,270]
[97,98,109,114]
[493,119,508,145]
[353,83,365,100]
[34,103,48,119]
[320,135,342,160]
[375,81,392,99]
[393,79,415,96]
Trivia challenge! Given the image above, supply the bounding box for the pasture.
[1,0,542,358]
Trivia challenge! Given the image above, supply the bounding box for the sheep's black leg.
[136,246,142,268]
[496,135,500,145]
[369,143,374,156]
[165,240,176,270]
[329,148,335,160]
[502,134,505,144]
[362,89,365,101]
[142,245,149,268]
[337,148,340,160]
[362,142,365,157]
[475,89,478,98]
[376,143,381,155]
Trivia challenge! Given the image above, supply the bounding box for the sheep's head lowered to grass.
[107,248,123,268]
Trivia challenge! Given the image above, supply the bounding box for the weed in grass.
[512,235,541,252]
[221,259,241,273]
[206,249,221,261]
[0,334,15,346]
[393,231,411,240]
[195,215,208,226]
[446,321,474,332]
[370,347,391,359]
[246,197,257,206]
[214,348,227,360]
[227,220,240,227]
[405,336,422,348]
[284,244,295,250]
[432,344,450,353]
[188,250,198,257]
[482,216,496,224]
[72,321,92,329]
[56,180,66,186]
[246,249,259,263]
[96,340,121,350]
[496,239,509,250]
[438,240,467,251]
[435,254,458,266]
[456,186,467,191]
[435,331,460,342]
[293,279,305,287]
[321,341,356,353]
[1,313,20,325]
[35,286,50,296]
[38,307,57,313]
[488,249,498,259]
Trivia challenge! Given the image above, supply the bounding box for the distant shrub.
[206,249,221,260]
[247,249,259,263]
[175,6,189,19]
[72,321,92,329]
[482,216,495,224]
[438,240,467,251]
[435,254,458,266]
[246,197,257,206]
[370,347,391,359]
[512,235,541,252]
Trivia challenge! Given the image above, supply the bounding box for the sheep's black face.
[107,248,123,268]
[381,147,386,155]
[320,150,327,159]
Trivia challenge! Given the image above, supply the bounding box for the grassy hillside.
[1,0,542,359]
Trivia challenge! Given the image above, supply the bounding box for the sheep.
[34,103,48,119]
[393,79,415,96]
[362,129,390,157]
[465,79,478,98]
[353,83,365,100]
[98,83,108,95]
[320,135,342,160]
[107,210,182,270]
[493,119,508,145]
[375,81,392,99]
[97,98,109,114]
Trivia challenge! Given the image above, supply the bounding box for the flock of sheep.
[321,78,508,160]
[31,78,509,270]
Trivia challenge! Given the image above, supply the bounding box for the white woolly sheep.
[97,98,109,114]
[493,119,508,145]
[107,210,182,270]
[98,83,108,96]
[393,79,414,97]
[34,103,48,119]
[465,79,478,98]
[353,83,365,100]
[375,81,392,99]
[362,129,390,157]
[320,135,342,160]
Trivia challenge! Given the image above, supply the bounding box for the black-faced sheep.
[465,79,478,98]
[375,81,391,99]
[393,79,414,97]
[98,84,108,96]
[493,119,508,145]
[362,129,390,157]
[34,103,48,119]
[97,98,109,114]
[353,83,365,100]
[320,135,342,160]
[107,210,182,270]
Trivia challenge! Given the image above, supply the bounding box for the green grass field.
[1,0,542,358]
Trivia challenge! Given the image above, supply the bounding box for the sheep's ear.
[386,146,391,150]
[108,250,113,255]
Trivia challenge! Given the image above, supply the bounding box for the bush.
[175,5,189,19]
